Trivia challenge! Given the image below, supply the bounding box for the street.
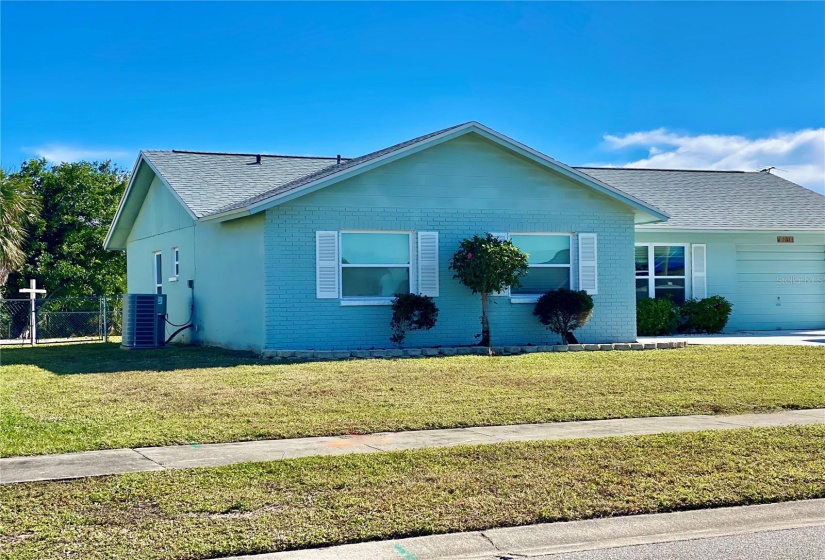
[534,526,825,560]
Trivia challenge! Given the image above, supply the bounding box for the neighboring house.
[105,122,825,352]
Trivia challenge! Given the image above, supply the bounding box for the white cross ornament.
[19,279,46,345]
[19,279,47,299]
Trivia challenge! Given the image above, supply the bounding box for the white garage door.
[735,244,825,330]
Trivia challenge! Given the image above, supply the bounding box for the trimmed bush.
[637,297,679,336]
[679,295,733,334]
[533,288,594,344]
[390,293,439,347]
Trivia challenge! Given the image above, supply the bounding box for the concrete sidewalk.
[221,499,825,560]
[2,409,823,484]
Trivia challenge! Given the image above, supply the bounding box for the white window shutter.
[490,232,510,297]
[316,231,339,299]
[417,232,439,297]
[578,233,598,294]
[691,244,707,299]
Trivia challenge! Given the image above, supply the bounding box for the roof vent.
[337,154,341,165]
[255,155,262,165]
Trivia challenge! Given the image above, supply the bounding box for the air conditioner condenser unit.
[122,294,167,349]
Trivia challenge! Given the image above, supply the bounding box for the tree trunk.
[479,291,491,346]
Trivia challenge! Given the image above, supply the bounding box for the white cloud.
[24,144,131,163]
[596,128,825,193]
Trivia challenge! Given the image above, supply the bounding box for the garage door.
[735,245,825,330]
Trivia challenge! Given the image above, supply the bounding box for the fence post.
[103,296,108,343]
[31,297,36,346]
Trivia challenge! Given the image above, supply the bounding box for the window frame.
[339,230,415,306]
[508,232,573,303]
[153,251,163,295]
[170,247,180,281]
[635,243,689,302]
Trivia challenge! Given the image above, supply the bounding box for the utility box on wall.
[122,294,167,349]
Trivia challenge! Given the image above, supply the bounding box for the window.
[340,232,411,299]
[172,247,179,278]
[635,244,686,305]
[509,234,572,296]
[153,252,163,294]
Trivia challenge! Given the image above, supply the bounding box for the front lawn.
[1,343,824,456]
[1,426,823,560]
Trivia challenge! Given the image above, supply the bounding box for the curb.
[222,498,825,559]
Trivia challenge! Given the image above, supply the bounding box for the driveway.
[638,329,825,346]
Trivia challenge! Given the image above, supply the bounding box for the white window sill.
[168,277,179,283]
[340,298,394,307]
[510,295,541,304]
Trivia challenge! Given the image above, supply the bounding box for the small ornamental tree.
[533,289,594,344]
[390,293,439,347]
[449,233,529,347]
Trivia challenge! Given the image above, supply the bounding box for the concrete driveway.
[638,329,825,347]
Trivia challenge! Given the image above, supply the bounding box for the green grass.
[1,426,824,560]
[1,343,824,456]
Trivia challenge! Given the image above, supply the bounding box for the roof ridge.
[575,166,748,174]
[150,149,348,160]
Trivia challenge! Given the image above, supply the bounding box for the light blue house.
[105,122,825,352]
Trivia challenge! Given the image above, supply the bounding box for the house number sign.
[777,236,794,243]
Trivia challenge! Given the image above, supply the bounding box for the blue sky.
[2,2,824,191]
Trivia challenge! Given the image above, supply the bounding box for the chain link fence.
[0,299,30,342]
[0,296,123,345]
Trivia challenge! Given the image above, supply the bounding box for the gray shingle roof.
[141,122,471,219]
[141,151,341,218]
[139,131,824,232]
[212,122,472,215]
[576,167,825,231]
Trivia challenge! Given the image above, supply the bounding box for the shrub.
[533,289,594,344]
[449,233,529,346]
[679,295,733,334]
[390,293,439,347]
[636,297,679,336]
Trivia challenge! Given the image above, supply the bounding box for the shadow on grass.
[0,342,265,375]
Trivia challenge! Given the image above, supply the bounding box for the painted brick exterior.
[264,136,638,350]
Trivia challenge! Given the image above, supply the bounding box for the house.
[104,122,825,352]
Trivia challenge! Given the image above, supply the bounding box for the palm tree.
[0,169,40,289]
